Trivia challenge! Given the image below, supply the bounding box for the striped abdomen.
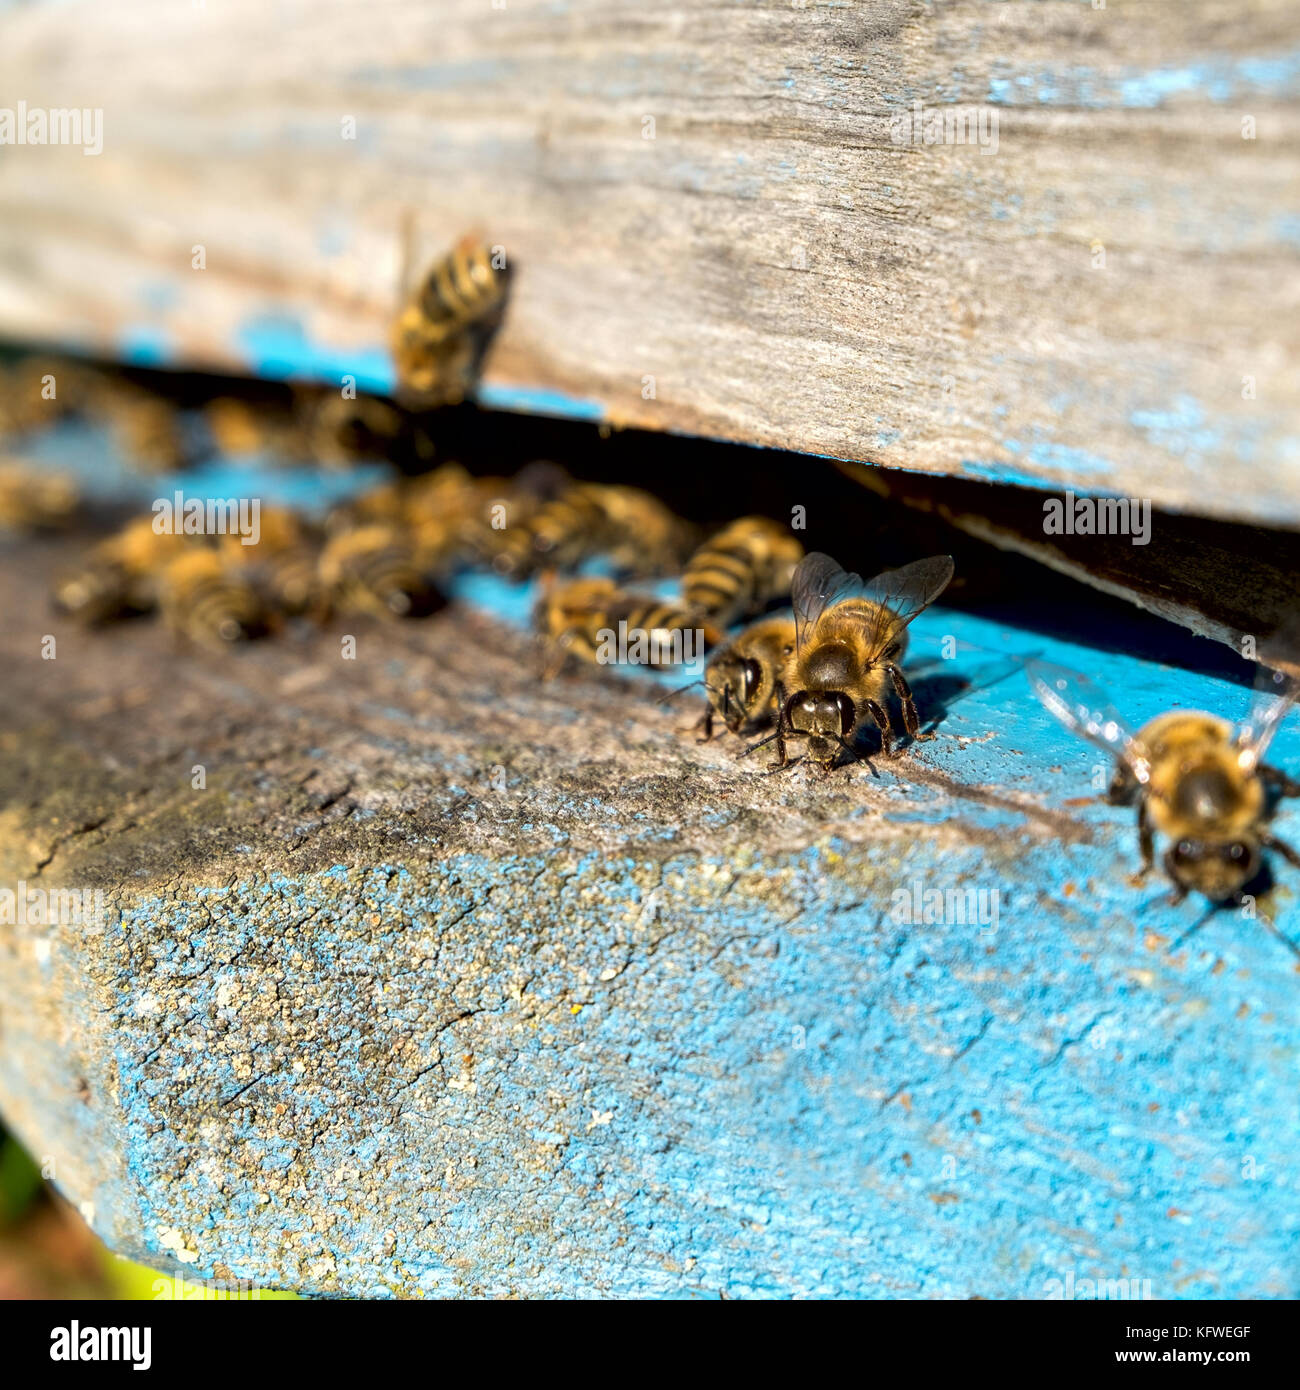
[159,550,267,646]
[683,517,804,628]
[319,525,440,619]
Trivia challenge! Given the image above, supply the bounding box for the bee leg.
[1130,798,1156,884]
[1261,829,1300,871]
[1259,764,1300,799]
[694,706,716,744]
[864,698,893,757]
[885,663,927,741]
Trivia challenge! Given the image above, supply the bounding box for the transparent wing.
[1025,659,1150,782]
[1237,662,1300,773]
[791,552,862,651]
[855,555,955,659]
[792,552,954,655]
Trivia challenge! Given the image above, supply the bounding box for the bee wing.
[791,551,862,651]
[1025,659,1151,783]
[1236,630,1300,772]
[855,554,956,658]
[792,552,954,655]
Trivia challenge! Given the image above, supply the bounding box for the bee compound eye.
[741,659,761,699]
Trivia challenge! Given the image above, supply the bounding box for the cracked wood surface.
[0,0,1298,525]
[1,533,1298,1296]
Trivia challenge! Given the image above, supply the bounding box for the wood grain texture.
[0,1,1298,526]
[2,527,1300,1296]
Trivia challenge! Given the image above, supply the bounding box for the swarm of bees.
[7,231,1300,936]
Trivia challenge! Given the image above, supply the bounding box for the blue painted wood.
[0,435,1296,1297]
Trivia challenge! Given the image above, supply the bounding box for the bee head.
[1164,837,1260,902]
[787,689,856,767]
[706,653,764,732]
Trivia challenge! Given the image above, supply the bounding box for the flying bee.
[391,233,509,410]
[1027,656,1300,907]
[157,546,271,647]
[695,616,796,741]
[756,552,954,772]
[52,515,186,623]
[536,575,720,679]
[317,523,443,620]
[683,516,805,628]
[0,460,80,531]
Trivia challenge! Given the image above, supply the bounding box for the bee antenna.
[657,680,707,707]
[740,730,784,758]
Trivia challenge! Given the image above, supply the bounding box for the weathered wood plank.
[2,528,1298,1297]
[0,1,1298,524]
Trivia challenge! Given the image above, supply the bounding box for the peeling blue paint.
[236,315,394,394]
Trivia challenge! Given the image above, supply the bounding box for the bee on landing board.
[683,516,804,629]
[0,459,80,531]
[752,551,955,772]
[536,575,721,680]
[695,615,796,741]
[1027,656,1300,909]
[52,515,186,624]
[391,232,510,411]
[157,546,271,648]
[317,523,443,621]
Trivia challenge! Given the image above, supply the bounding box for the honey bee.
[219,505,323,618]
[496,481,690,580]
[695,616,796,740]
[391,234,509,410]
[495,482,608,577]
[52,515,184,624]
[295,388,426,468]
[157,546,271,647]
[317,523,443,619]
[683,516,804,628]
[1027,656,1300,906]
[107,390,188,472]
[757,552,954,771]
[582,484,696,579]
[537,575,721,679]
[0,460,80,530]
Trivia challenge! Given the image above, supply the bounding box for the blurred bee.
[583,483,696,579]
[0,460,80,531]
[220,505,323,618]
[52,515,185,624]
[537,575,721,679]
[0,356,93,436]
[496,480,690,580]
[157,546,271,647]
[107,389,188,473]
[756,552,954,771]
[683,516,804,628]
[294,388,430,468]
[695,616,796,741]
[204,396,292,458]
[317,523,443,620]
[391,233,509,410]
[496,482,608,577]
[1027,654,1300,907]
